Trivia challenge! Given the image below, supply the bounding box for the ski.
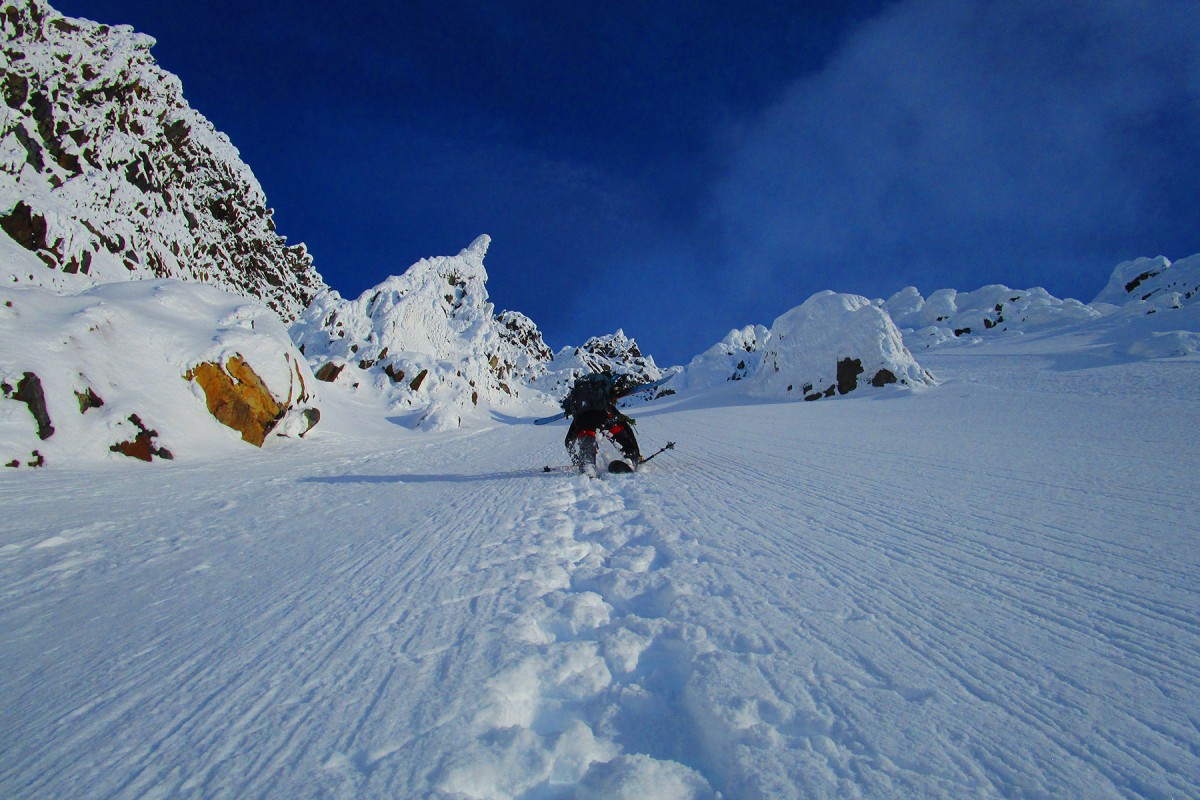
[532,375,673,425]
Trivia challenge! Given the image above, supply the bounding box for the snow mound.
[752,291,934,400]
[886,284,1100,350]
[0,272,319,468]
[1093,254,1200,310]
[0,0,323,318]
[672,324,770,391]
[290,235,553,429]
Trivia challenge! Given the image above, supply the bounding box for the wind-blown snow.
[2,320,1198,799]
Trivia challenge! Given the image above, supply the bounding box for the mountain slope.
[0,0,323,318]
[2,330,1197,799]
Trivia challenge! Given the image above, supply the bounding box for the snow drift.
[751,291,934,400]
[885,284,1100,350]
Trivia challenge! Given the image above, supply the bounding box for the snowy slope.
[2,327,1197,799]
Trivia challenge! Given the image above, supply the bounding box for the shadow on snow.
[300,467,563,485]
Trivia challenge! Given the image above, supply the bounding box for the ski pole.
[639,441,676,465]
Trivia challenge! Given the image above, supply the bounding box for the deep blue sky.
[57,0,1200,365]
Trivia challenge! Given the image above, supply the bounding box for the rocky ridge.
[0,0,323,318]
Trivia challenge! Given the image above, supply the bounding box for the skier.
[561,371,642,473]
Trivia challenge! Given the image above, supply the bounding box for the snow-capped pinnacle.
[291,238,553,428]
[461,234,492,263]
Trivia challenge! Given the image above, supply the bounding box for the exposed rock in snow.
[290,235,554,429]
[0,0,324,319]
[0,272,320,467]
[751,291,934,400]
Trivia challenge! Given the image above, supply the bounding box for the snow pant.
[565,410,641,469]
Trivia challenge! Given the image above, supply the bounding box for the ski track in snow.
[1,354,1199,799]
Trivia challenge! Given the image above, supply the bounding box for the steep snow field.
[2,334,1198,799]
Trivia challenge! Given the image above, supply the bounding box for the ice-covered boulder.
[751,291,933,400]
[0,273,320,467]
[0,0,323,318]
[291,235,553,429]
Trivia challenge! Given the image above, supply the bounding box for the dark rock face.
[314,362,344,382]
[109,413,172,461]
[4,371,55,439]
[0,201,48,253]
[0,0,325,319]
[75,386,104,413]
[836,358,864,395]
[870,369,898,388]
[298,407,320,437]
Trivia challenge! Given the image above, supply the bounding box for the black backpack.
[562,373,615,417]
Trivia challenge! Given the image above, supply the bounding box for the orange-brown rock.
[185,355,284,447]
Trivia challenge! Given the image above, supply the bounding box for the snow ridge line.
[434,470,722,799]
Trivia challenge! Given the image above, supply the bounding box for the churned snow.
[2,308,1199,799]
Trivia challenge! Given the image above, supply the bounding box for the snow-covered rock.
[1092,254,1200,310]
[886,284,1100,350]
[291,235,553,429]
[533,329,673,406]
[751,291,934,400]
[670,324,769,391]
[0,272,320,467]
[0,0,323,318]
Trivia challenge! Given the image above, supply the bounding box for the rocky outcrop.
[0,278,322,467]
[4,370,54,439]
[109,413,171,461]
[185,355,285,447]
[0,0,324,318]
[1092,254,1200,310]
[533,329,672,403]
[672,325,770,391]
